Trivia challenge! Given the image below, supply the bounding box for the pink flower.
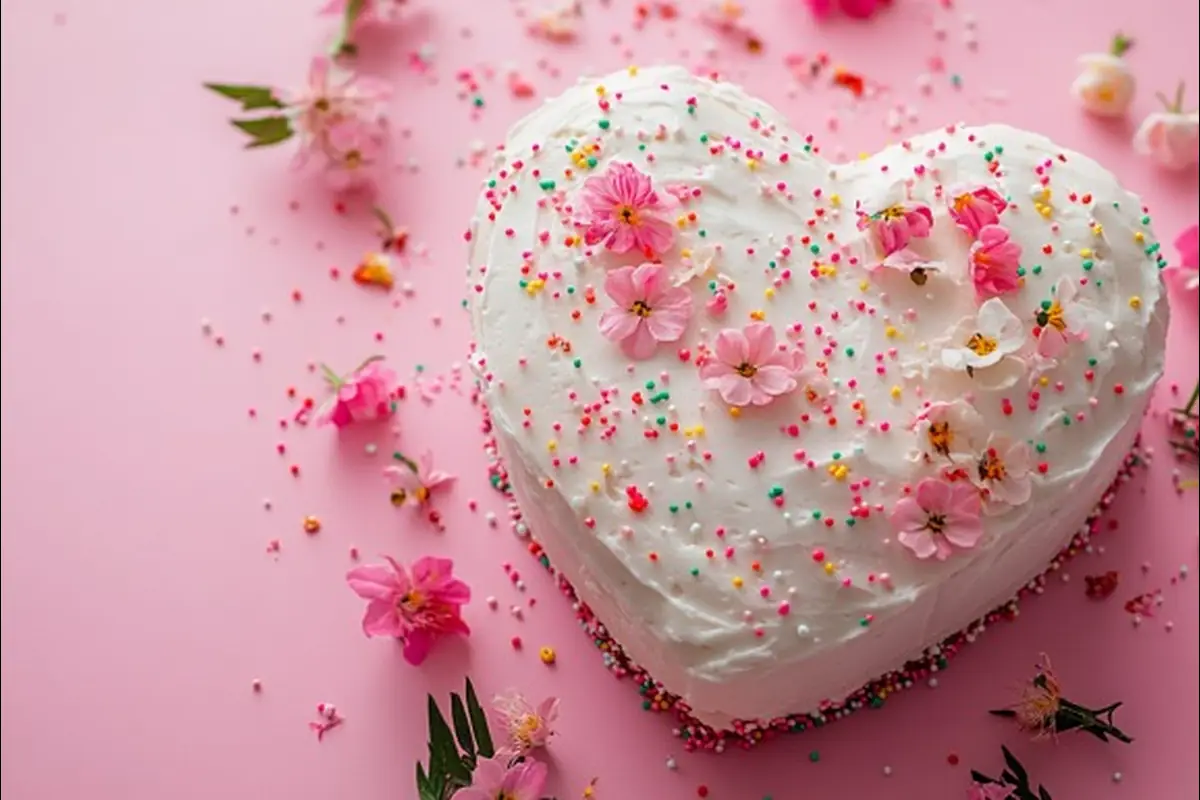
[384,451,455,506]
[492,692,559,757]
[969,224,1023,298]
[323,118,387,192]
[289,56,391,162]
[947,185,1008,237]
[1167,224,1199,292]
[891,478,984,560]
[452,756,548,800]
[859,202,934,256]
[967,783,1014,800]
[804,0,887,19]
[580,161,677,256]
[869,249,944,286]
[319,0,407,26]
[700,323,801,407]
[345,555,470,664]
[598,263,693,359]
[317,357,396,428]
[1133,110,1199,170]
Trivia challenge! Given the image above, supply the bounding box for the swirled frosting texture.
[468,66,1167,726]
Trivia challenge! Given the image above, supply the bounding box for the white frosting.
[467,66,1168,726]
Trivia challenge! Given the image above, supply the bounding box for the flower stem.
[1110,33,1134,57]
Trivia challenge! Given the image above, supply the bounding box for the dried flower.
[968,746,1052,800]
[990,655,1132,743]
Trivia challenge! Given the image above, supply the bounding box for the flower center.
[1096,84,1116,102]
[735,362,758,378]
[967,332,998,356]
[924,513,948,534]
[616,204,640,226]
[397,590,425,614]
[927,421,953,456]
[974,251,991,265]
[978,448,1007,482]
[629,299,652,317]
[877,204,906,221]
[314,97,331,113]
[390,489,408,506]
[1039,300,1066,332]
[514,714,541,747]
[344,149,363,168]
[953,193,973,212]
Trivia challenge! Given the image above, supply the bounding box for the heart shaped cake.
[467,66,1168,730]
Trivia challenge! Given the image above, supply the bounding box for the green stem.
[1110,33,1133,57]
[393,452,418,472]
[320,363,344,389]
[372,205,395,234]
[1184,383,1199,415]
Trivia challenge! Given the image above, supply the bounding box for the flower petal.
[346,565,399,600]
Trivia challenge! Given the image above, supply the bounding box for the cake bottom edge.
[478,400,1149,754]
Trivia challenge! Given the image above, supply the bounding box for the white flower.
[1133,87,1199,170]
[911,399,985,464]
[972,433,1034,512]
[1035,277,1091,359]
[941,299,1026,373]
[1072,51,1135,118]
[674,245,719,286]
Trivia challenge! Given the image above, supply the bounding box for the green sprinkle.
[802,143,812,153]
[415,364,424,373]
[487,179,496,188]
[518,279,528,288]
[656,415,666,425]
[950,74,962,87]
[539,179,557,191]
[642,700,652,710]
[1141,215,1151,225]
[994,144,1005,154]
[699,133,709,143]
[845,518,856,527]
[669,504,679,514]
[984,151,995,162]
[472,96,484,107]
[567,286,575,294]
[1040,299,1052,310]
[1032,264,1043,275]
[586,157,597,168]
[686,106,695,115]
[637,144,646,152]
[1036,442,1047,453]
[1145,242,1161,255]
[809,750,821,763]
[809,244,820,255]
[832,451,843,460]
[844,347,855,357]
[690,567,700,577]
[598,119,610,130]
[573,358,582,368]
[1062,416,1071,426]
[1082,259,1094,271]
[768,485,784,498]
[1088,357,1098,366]
[685,501,693,510]
[859,617,870,627]
[812,510,822,520]
[768,260,777,269]
[1017,266,1026,277]
[698,229,707,237]
[645,380,656,390]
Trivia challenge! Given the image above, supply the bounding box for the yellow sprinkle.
[1079,248,1093,258]
[749,309,766,321]
[627,65,639,76]
[1129,295,1142,309]
[680,247,693,259]
[525,278,546,296]
[601,463,611,474]
[732,576,744,588]
[859,279,870,292]
[818,265,838,277]
[1036,204,1053,219]
[885,325,898,339]
[547,440,558,452]
[764,287,776,300]
[1039,375,1050,387]
[728,407,742,418]
[890,385,902,399]
[857,152,870,161]
[539,646,557,664]
[676,215,689,229]
[827,464,850,481]
[823,562,836,575]
[1134,231,1145,243]
[746,158,759,171]
[1091,223,1104,236]
[829,194,841,207]
[595,84,607,96]
[589,481,600,493]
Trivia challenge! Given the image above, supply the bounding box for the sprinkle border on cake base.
[479,401,1148,754]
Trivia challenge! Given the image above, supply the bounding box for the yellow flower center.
[398,590,425,613]
[924,513,947,534]
[878,204,906,220]
[927,421,953,456]
[967,333,998,356]
[630,299,652,318]
[514,714,541,748]
[314,97,331,112]
[1096,84,1116,102]
[735,362,758,378]
[344,149,363,168]
[616,204,640,226]
[978,449,1007,482]
[1044,300,1066,331]
[953,193,974,212]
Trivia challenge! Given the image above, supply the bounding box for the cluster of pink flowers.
[316,356,397,428]
[946,184,1023,298]
[451,756,547,800]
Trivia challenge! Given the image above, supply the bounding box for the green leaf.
[450,693,476,760]
[230,116,294,149]
[988,709,1017,718]
[465,679,495,758]
[203,83,285,111]
[1002,745,1029,785]
[1039,786,1053,800]
[330,0,366,56]
[428,696,471,785]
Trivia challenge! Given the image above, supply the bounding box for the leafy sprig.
[970,746,1054,800]
[202,83,294,148]
[417,679,496,800]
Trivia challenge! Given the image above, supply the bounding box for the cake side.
[467,65,1168,726]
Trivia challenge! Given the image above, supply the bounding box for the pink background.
[2,0,1198,798]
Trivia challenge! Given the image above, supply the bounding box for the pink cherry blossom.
[452,756,548,800]
[973,433,1034,510]
[345,555,470,664]
[1166,224,1199,293]
[317,357,396,428]
[699,323,801,407]
[580,162,677,256]
[492,692,560,757]
[323,118,387,192]
[947,185,1008,237]
[967,782,1014,800]
[384,451,455,506]
[598,263,693,359]
[969,224,1023,298]
[868,249,944,286]
[859,202,934,256]
[289,56,391,163]
[891,478,984,560]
